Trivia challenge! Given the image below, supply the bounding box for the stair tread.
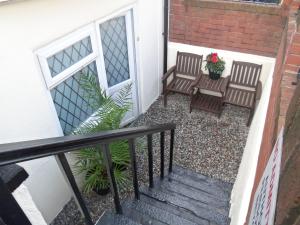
[141,186,230,225]
[97,165,231,225]
[121,199,167,225]
[168,172,231,199]
[172,165,233,193]
[155,177,230,208]
[96,213,142,225]
[122,199,200,225]
[139,194,210,225]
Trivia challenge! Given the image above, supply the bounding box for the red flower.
[211,55,218,63]
[207,53,218,63]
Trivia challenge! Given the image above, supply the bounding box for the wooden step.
[97,165,232,225]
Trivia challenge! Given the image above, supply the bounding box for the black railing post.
[160,132,165,179]
[0,177,32,225]
[163,0,169,74]
[102,144,123,214]
[147,134,154,188]
[56,154,93,225]
[169,129,175,173]
[128,139,140,200]
[0,123,177,223]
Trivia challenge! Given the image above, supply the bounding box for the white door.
[96,10,138,125]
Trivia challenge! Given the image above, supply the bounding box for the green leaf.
[72,72,132,194]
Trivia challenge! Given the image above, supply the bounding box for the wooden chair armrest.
[256,81,262,100]
[199,69,204,76]
[221,76,230,94]
[162,65,176,81]
[191,75,202,88]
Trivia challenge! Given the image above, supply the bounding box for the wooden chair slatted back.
[175,52,203,77]
[229,61,262,88]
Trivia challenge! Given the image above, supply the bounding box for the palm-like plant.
[73,73,132,194]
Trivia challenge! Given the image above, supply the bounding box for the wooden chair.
[162,52,203,106]
[224,61,263,126]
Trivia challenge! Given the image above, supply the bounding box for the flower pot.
[208,70,221,80]
[93,186,110,195]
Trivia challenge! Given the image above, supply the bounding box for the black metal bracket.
[291,68,300,85]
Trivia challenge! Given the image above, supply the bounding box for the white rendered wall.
[137,0,164,112]
[229,65,274,225]
[13,184,47,225]
[168,42,276,225]
[0,0,163,223]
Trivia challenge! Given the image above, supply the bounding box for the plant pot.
[208,70,221,80]
[86,169,110,196]
[93,186,110,195]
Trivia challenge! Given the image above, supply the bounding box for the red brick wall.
[170,0,286,57]
[276,143,300,225]
[245,22,288,225]
[279,29,300,129]
[169,0,300,223]
[275,85,300,225]
[245,0,300,223]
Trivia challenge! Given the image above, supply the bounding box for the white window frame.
[35,5,140,134]
[95,11,136,91]
[36,24,99,90]
[95,9,139,125]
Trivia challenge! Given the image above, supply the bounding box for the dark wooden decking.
[97,165,232,225]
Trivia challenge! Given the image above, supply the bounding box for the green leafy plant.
[73,73,132,194]
[205,53,225,74]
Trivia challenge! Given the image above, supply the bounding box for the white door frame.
[95,8,140,125]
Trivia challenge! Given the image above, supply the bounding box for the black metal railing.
[0,123,176,225]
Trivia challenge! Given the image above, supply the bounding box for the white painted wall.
[137,0,164,112]
[168,42,276,225]
[0,0,163,223]
[13,184,47,225]
[229,67,274,225]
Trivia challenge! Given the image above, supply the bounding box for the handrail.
[0,123,176,166]
[0,123,176,225]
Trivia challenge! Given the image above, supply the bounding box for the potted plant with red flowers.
[205,53,225,80]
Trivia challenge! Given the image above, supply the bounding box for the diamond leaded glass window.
[100,16,130,87]
[50,62,99,134]
[47,36,93,77]
[38,14,135,134]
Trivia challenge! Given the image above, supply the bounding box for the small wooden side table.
[190,75,229,117]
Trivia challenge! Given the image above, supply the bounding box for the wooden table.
[190,75,229,117]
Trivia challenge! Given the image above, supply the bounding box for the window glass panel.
[100,16,130,87]
[47,36,93,77]
[51,61,99,134]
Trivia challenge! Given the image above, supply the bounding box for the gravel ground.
[51,93,249,225]
[132,93,249,183]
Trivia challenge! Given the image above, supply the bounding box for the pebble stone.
[51,94,249,225]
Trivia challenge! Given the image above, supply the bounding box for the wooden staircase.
[97,165,232,225]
